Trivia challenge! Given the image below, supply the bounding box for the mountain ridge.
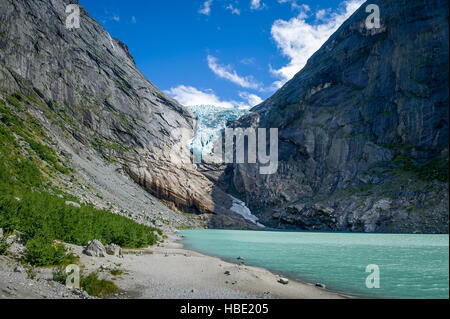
[225,0,449,233]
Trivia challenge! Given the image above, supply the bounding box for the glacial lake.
[179,229,449,299]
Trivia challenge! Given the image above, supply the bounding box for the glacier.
[187,105,248,159]
[186,105,264,228]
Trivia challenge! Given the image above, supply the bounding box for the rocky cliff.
[226,0,449,233]
[0,0,252,229]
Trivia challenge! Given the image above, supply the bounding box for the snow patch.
[229,195,265,228]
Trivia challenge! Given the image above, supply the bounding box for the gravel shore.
[1,234,343,299]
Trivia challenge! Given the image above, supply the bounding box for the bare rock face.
[227,0,449,233]
[83,240,106,257]
[0,0,252,228]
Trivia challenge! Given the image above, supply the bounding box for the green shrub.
[416,157,449,183]
[24,237,67,266]
[394,154,449,183]
[0,238,10,255]
[82,272,119,298]
[52,267,68,284]
[26,268,37,280]
[0,192,158,249]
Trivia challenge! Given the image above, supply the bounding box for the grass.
[393,154,449,183]
[109,269,124,276]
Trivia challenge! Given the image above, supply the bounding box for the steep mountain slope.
[227,0,449,233]
[0,0,251,229]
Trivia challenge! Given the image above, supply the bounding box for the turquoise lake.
[179,229,449,299]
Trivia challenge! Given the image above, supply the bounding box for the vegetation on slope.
[0,96,160,266]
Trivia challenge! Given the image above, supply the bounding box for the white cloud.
[226,4,241,15]
[165,86,260,109]
[240,57,256,65]
[112,15,120,22]
[250,0,265,10]
[270,0,364,87]
[207,55,261,90]
[239,92,263,106]
[277,0,310,12]
[199,0,213,15]
[131,16,137,23]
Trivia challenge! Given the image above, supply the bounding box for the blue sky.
[79,0,365,109]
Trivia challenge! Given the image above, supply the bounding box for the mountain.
[1,0,448,234]
[225,0,449,233]
[0,0,254,229]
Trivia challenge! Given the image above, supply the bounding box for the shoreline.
[113,233,345,299]
[0,233,345,299]
[174,232,353,299]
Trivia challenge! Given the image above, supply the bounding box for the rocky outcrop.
[0,0,253,228]
[226,0,449,233]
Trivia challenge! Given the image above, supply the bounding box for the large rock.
[105,243,122,257]
[83,240,106,257]
[225,0,449,233]
[0,228,3,239]
[65,201,81,209]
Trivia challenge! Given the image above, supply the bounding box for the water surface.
[180,229,449,299]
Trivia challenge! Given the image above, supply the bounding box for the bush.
[0,238,10,255]
[394,154,449,183]
[82,272,119,298]
[52,267,68,284]
[24,237,66,266]
[0,192,158,249]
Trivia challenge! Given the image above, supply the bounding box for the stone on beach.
[315,283,326,289]
[278,277,289,285]
[105,243,123,257]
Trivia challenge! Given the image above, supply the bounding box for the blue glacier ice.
[187,105,249,159]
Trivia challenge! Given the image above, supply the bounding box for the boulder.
[65,201,81,208]
[14,265,24,273]
[155,232,163,243]
[7,242,26,256]
[105,243,122,257]
[0,228,3,239]
[315,283,326,289]
[83,240,106,257]
[278,277,289,285]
